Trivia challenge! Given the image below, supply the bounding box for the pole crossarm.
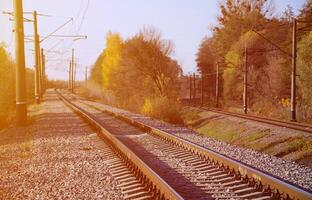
[23,17,33,22]
[3,11,55,16]
[25,35,87,40]
[45,50,67,54]
[24,39,34,43]
[8,17,33,22]
[48,35,87,39]
[4,11,41,22]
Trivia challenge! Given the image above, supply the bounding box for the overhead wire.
[251,29,292,58]
[77,0,90,33]
[75,0,84,28]
[59,0,86,59]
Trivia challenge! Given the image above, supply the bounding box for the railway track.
[56,90,312,200]
[199,107,312,134]
[57,90,182,200]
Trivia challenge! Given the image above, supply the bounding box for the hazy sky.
[0,0,307,80]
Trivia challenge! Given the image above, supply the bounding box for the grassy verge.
[183,107,312,167]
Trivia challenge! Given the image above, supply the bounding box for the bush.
[252,98,288,120]
[141,97,184,124]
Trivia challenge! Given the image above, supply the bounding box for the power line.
[47,39,64,52]
[77,0,90,32]
[40,17,73,43]
[75,0,84,25]
[251,29,292,58]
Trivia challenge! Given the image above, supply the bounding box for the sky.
[0,0,307,80]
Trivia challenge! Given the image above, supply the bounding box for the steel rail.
[78,97,312,200]
[55,90,183,200]
[202,107,312,134]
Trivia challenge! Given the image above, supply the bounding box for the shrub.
[141,97,184,124]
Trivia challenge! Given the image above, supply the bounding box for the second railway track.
[57,89,312,200]
[198,107,312,134]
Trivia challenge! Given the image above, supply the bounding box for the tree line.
[89,0,312,123]
[0,43,35,128]
[196,0,312,122]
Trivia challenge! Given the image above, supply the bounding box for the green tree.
[196,37,219,104]
[212,0,272,57]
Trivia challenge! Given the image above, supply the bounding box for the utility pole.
[40,48,46,95]
[73,62,77,91]
[33,11,41,103]
[13,0,27,126]
[193,73,196,103]
[216,62,220,108]
[85,66,88,87]
[289,18,312,121]
[189,75,192,104]
[43,51,46,92]
[38,43,42,98]
[71,48,74,93]
[201,73,204,106]
[68,60,72,90]
[291,18,297,122]
[243,48,248,114]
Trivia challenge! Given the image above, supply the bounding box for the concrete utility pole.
[201,73,204,106]
[40,48,45,95]
[289,18,312,121]
[73,62,77,90]
[71,48,74,93]
[13,0,27,126]
[193,73,196,102]
[189,75,192,103]
[38,43,42,97]
[33,11,41,103]
[68,61,72,90]
[216,62,220,108]
[85,66,88,86]
[243,48,248,114]
[43,52,46,92]
[291,18,297,122]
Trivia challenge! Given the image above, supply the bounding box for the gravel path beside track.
[0,91,124,200]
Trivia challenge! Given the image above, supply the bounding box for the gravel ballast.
[83,99,312,192]
[0,91,124,199]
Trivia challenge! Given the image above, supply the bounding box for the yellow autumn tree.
[101,32,123,90]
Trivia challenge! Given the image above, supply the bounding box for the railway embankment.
[183,107,312,168]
